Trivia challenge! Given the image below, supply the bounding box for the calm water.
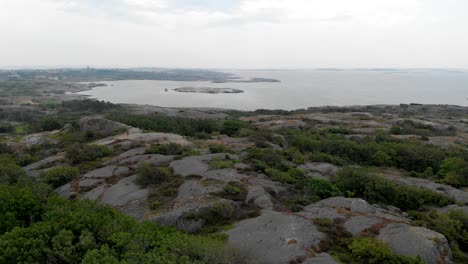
[77,69,468,110]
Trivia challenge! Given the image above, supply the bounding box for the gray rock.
[23,155,64,171]
[117,154,174,167]
[437,204,468,214]
[83,165,130,179]
[81,185,108,200]
[79,178,104,191]
[104,147,146,165]
[79,116,129,136]
[343,216,383,235]
[176,180,224,200]
[226,210,325,264]
[150,198,232,233]
[378,223,453,264]
[20,131,59,148]
[200,169,248,183]
[246,185,273,209]
[313,197,375,214]
[384,173,468,205]
[248,175,285,195]
[170,153,238,177]
[100,175,148,207]
[298,197,408,224]
[303,253,340,264]
[56,183,72,198]
[299,163,339,180]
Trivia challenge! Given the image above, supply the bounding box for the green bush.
[65,143,112,164]
[210,159,237,169]
[335,168,452,210]
[0,185,42,234]
[410,210,468,263]
[0,195,244,264]
[210,201,235,220]
[438,157,468,187]
[41,166,80,188]
[136,162,172,187]
[107,112,222,137]
[304,178,341,200]
[347,237,425,264]
[0,155,27,185]
[221,120,249,136]
[287,129,455,174]
[209,144,236,154]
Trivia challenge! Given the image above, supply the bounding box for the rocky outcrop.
[298,162,339,181]
[149,198,234,233]
[23,154,64,172]
[295,197,452,264]
[20,130,59,148]
[226,210,325,264]
[170,153,239,177]
[382,173,468,205]
[93,131,193,147]
[78,116,129,136]
[378,223,453,264]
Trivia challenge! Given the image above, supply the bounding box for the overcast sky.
[1,0,467,69]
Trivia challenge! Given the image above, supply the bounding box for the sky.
[1,0,468,69]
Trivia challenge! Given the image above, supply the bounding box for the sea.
[76,69,468,111]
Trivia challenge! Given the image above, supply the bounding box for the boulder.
[378,223,453,264]
[298,163,339,180]
[20,131,59,148]
[245,185,274,209]
[226,210,325,264]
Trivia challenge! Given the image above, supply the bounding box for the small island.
[173,87,244,94]
[212,77,280,83]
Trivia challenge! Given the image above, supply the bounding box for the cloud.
[1,0,467,68]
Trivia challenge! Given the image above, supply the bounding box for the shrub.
[210,159,236,169]
[410,210,468,263]
[221,120,249,136]
[335,168,452,210]
[0,155,26,185]
[347,237,424,264]
[135,162,171,186]
[210,201,235,220]
[42,166,80,188]
[0,185,42,234]
[304,178,341,200]
[208,144,235,154]
[65,144,112,164]
[107,112,221,137]
[438,157,468,187]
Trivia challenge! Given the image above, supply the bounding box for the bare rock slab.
[378,223,453,264]
[226,210,325,264]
